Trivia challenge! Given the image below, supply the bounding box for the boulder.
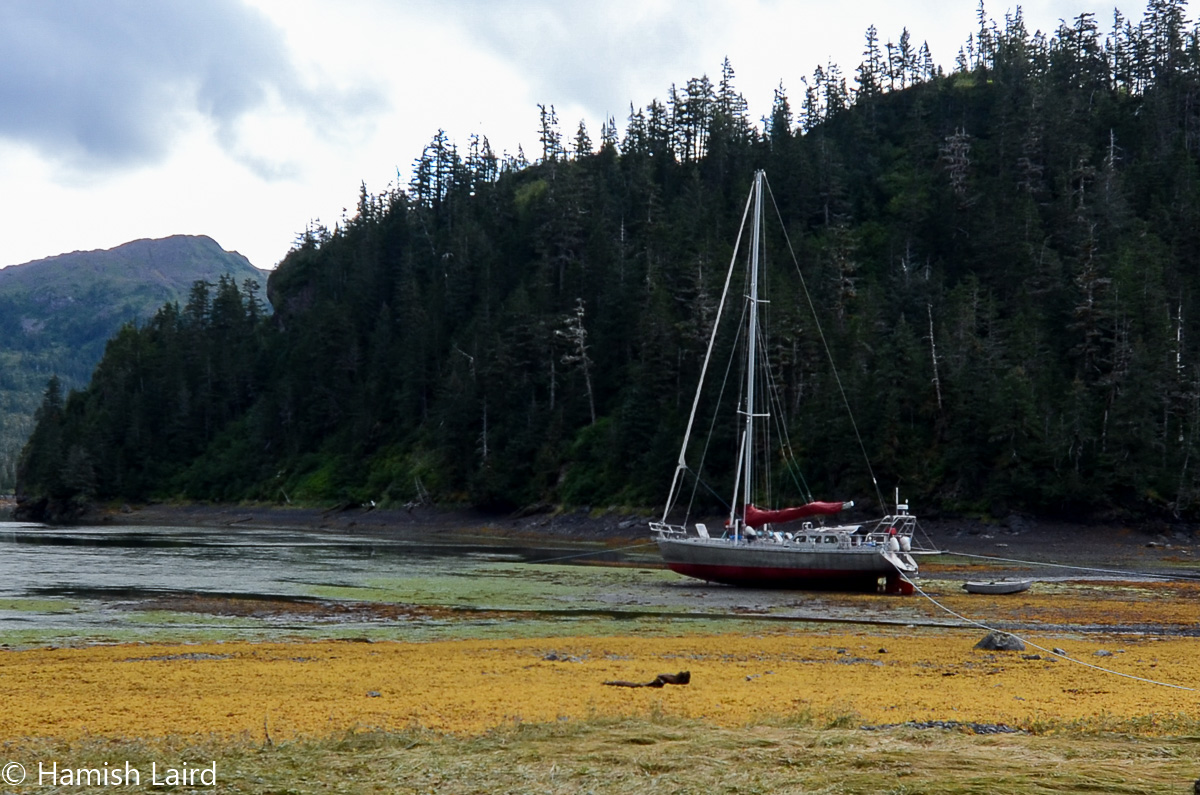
[974,631,1026,651]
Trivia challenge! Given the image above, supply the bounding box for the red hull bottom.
[666,561,911,593]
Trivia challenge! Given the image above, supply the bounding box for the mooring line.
[539,540,1195,690]
[900,574,1195,692]
[530,540,660,565]
[945,549,1200,581]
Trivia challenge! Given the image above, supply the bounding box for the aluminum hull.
[963,579,1032,595]
[656,535,912,590]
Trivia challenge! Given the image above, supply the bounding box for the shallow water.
[0,521,977,646]
[9,521,1171,648]
[0,522,652,638]
[0,522,621,601]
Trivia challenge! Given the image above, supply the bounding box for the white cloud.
[0,0,1142,271]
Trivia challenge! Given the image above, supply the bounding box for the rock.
[1094,649,1114,657]
[543,651,582,662]
[1004,513,1033,533]
[974,631,1026,651]
[1052,647,1067,656]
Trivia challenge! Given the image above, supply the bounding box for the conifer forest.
[19,2,1200,523]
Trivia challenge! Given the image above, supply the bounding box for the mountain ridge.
[0,234,267,491]
[0,234,262,300]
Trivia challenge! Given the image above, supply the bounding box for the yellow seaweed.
[2,630,1196,740]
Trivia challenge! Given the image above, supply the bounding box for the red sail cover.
[744,501,849,528]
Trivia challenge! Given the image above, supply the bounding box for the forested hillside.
[19,2,1200,523]
[0,235,265,492]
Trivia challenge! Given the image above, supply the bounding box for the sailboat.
[650,170,926,594]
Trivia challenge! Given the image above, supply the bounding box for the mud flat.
[102,502,652,541]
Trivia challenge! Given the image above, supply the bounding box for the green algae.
[120,610,265,627]
[305,563,682,613]
[0,597,81,613]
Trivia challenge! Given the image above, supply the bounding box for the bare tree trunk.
[927,303,943,412]
[557,298,597,424]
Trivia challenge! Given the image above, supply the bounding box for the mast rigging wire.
[945,550,1200,581]
[762,174,888,515]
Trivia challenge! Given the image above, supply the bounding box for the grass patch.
[5,717,1197,794]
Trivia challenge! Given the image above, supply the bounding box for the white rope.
[946,550,1200,581]
[540,546,1194,690]
[900,574,1196,692]
[529,540,659,565]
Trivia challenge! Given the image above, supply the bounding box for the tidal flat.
[2,519,1199,792]
[2,630,1200,794]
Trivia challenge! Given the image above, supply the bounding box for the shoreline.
[84,501,1200,567]
[8,497,1199,575]
[103,501,653,542]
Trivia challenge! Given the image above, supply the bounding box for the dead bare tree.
[557,298,596,424]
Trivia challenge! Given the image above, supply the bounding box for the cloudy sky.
[0,0,1133,271]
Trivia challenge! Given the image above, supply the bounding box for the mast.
[740,170,765,524]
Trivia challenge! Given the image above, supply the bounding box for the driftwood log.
[603,671,691,688]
